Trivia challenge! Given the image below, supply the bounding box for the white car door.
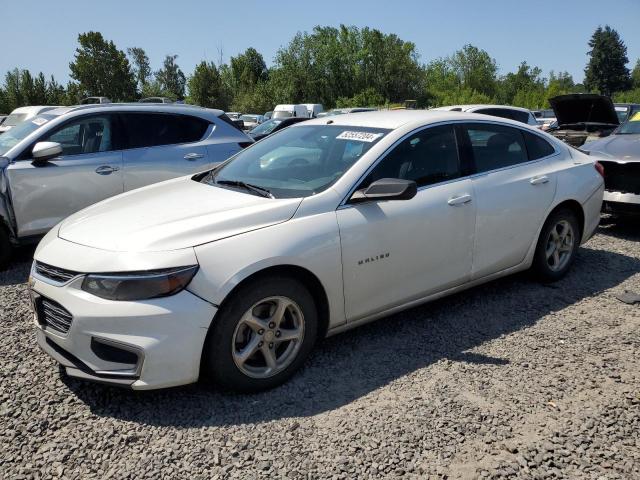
[6,114,124,238]
[337,125,476,321]
[462,123,558,279]
[120,112,213,191]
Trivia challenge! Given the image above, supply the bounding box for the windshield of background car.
[615,107,629,124]
[204,125,390,198]
[0,115,55,156]
[3,113,27,127]
[250,119,283,135]
[240,115,257,123]
[616,114,640,134]
[273,110,293,119]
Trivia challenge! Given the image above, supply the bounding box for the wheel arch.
[547,199,585,241]
[214,264,331,341]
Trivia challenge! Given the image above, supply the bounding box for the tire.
[532,208,581,282]
[0,226,12,271]
[203,276,318,392]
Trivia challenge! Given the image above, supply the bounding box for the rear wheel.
[203,276,318,392]
[532,208,581,282]
[0,227,12,270]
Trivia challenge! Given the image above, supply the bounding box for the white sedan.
[30,111,604,391]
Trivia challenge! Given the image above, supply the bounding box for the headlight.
[81,266,199,301]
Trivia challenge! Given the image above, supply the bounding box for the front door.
[7,114,124,238]
[337,125,476,321]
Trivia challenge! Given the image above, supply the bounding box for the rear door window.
[523,131,555,160]
[120,113,210,149]
[463,123,528,173]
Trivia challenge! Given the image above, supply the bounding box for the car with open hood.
[29,110,604,391]
[547,94,619,147]
[582,112,640,215]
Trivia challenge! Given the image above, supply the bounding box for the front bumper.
[31,270,217,390]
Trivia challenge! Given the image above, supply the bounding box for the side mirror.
[32,141,62,164]
[350,178,417,203]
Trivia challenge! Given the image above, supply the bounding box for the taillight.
[594,161,605,178]
[238,142,253,149]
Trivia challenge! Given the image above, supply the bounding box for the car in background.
[614,103,640,124]
[581,114,640,215]
[273,104,308,119]
[248,117,308,141]
[546,94,619,147]
[301,104,324,118]
[0,115,6,129]
[263,111,273,121]
[239,114,263,131]
[80,97,111,105]
[0,103,252,267]
[226,112,245,130]
[431,104,539,127]
[533,109,557,129]
[0,106,62,133]
[139,97,174,104]
[30,110,603,391]
[322,107,376,117]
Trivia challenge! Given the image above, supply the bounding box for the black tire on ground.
[0,226,12,270]
[203,275,318,392]
[532,208,581,282]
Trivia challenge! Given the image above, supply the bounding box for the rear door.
[120,112,213,191]
[461,122,558,279]
[6,114,124,238]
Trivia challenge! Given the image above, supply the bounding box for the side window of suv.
[41,115,114,156]
[121,113,210,149]
[464,123,528,173]
[360,125,460,189]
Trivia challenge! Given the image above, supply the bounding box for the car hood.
[549,94,619,128]
[58,176,303,252]
[582,133,640,161]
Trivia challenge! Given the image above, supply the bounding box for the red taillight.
[594,161,605,178]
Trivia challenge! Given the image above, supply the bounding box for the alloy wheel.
[545,220,574,272]
[231,296,305,378]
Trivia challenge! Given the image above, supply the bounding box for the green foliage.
[336,88,386,108]
[613,88,640,103]
[155,55,186,100]
[69,31,137,101]
[127,47,152,95]
[584,25,632,96]
[632,59,640,89]
[187,61,226,109]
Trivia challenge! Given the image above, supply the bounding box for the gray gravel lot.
[1,219,639,479]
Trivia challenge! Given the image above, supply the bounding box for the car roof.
[432,104,532,113]
[33,103,225,121]
[11,105,61,115]
[293,109,529,130]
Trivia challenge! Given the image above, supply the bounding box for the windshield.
[3,113,27,127]
[202,125,389,198]
[0,115,54,156]
[616,114,640,134]
[273,110,292,119]
[615,107,629,124]
[240,115,258,123]
[250,119,283,135]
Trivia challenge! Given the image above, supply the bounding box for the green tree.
[584,25,632,96]
[631,59,640,89]
[156,55,186,100]
[231,48,268,91]
[127,47,152,95]
[69,31,137,101]
[449,44,498,98]
[187,61,225,108]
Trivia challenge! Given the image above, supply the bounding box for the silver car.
[0,104,252,266]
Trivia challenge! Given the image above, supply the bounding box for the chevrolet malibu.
[30,111,604,392]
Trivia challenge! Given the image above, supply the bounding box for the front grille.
[35,261,79,284]
[600,161,640,195]
[35,297,73,334]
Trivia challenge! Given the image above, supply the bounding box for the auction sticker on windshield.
[336,131,384,142]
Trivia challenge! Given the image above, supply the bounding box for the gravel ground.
[1,219,639,479]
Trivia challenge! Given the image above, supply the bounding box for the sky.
[2,0,639,84]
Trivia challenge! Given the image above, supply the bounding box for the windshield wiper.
[216,180,274,198]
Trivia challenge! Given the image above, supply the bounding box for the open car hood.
[549,94,619,128]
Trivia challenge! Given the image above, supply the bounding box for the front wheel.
[532,208,581,282]
[203,276,318,392]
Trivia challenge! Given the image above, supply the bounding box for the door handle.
[447,194,472,206]
[95,165,119,175]
[530,175,549,185]
[184,153,205,161]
